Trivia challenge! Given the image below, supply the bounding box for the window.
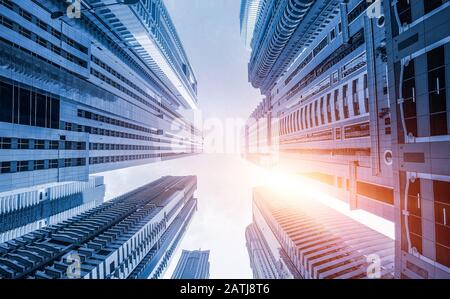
[428,46,447,136]
[300,108,304,130]
[0,162,11,174]
[357,181,394,205]
[326,94,332,123]
[17,161,30,172]
[309,103,314,128]
[49,140,59,150]
[76,142,85,150]
[0,81,13,123]
[19,26,32,39]
[347,0,369,24]
[35,139,45,149]
[65,141,73,150]
[64,159,72,167]
[344,122,370,139]
[18,138,29,149]
[19,8,32,21]
[305,106,309,129]
[330,28,336,41]
[434,180,450,268]
[343,85,350,119]
[0,137,11,149]
[75,158,86,166]
[397,0,412,25]
[313,37,328,56]
[36,19,48,31]
[335,127,341,140]
[424,0,443,14]
[49,159,59,169]
[363,74,369,113]
[402,60,418,138]
[34,160,45,170]
[320,97,325,124]
[36,36,47,47]
[334,90,340,121]
[352,79,360,116]
[314,101,319,126]
[17,87,32,126]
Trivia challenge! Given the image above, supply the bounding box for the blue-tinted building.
[171,249,210,279]
[247,186,395,279]
[0,175,197,279]
[242,0,395,220]
[0,0,202,192]
[383,0,450,279]
[245,223,281,279]
[242,0,450,279]
[239,0,264,51]
[0,176,105,244]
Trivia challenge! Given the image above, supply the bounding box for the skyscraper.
[241,0,395,220]
[0,176,198,279]
[0,0,202,192]
[383,0,450,279]
[247,186,395,279]
[171,249,210,279]
[239,0,264,51]
[245,223,282,279]
[0,176,105,244]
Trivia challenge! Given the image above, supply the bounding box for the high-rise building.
[0,0,202,192]
[383,0,450,279]
[245,223,283,279]
[239,0,264,51]
[0,176,197,279]
[0,176,105,244]
[242,0,395,220]
[242,0,450,280]
[171,249,210,279]
[248,186,395,279]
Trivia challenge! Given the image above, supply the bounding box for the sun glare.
[255,167,395,239]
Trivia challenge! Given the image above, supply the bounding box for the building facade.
[245,223,283,279]
[171,249,210,279]
[0,0,202,192]
[239,0,264,51]
[242,0,450,280]
[0,175,197,279]
[383,0,450,279]
[242,0,395,220]
[0,176,105,244]
[248,186,395,279]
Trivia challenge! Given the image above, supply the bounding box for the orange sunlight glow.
[254,166,395,240]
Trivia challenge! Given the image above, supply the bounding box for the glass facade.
[0,0,202,192]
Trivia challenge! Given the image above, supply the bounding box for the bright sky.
[164,0,262,121]
[100,154,262,279]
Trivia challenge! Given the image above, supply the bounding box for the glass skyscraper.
[247,186,395,279]
[0,176,105,244]
[241,0,450,280]
[0,175,197,279]
[241,0,395,220]
[383,0,450,279]
[0,0,202,192]
[171,249,210,279]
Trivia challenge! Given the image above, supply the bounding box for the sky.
[100,154,264,279]
[164,0,262,121]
